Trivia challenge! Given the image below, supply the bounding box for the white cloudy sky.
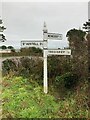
[0,2,88,49]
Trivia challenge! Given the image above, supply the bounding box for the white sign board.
[43,49,71,57]
[21,41,44,48]
[48,33,62,40]
[48,49,71,55]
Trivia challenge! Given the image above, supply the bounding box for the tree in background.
[20,47,42,56]
[83,19,90,76]
[7,46,15,52]
[83,19,90,33]
[86,34,90,75]
[0,19,6,42]
[7,46,14,50]
[66,29,88,80]
[1,45,7,50]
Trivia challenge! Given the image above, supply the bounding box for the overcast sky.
[0,2,88,49]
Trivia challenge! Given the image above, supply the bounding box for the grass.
[2,76,89,118]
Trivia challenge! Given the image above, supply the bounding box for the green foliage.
[11,49,15,52]
[55,72,78,89]
[31,47,42,53]
[2,47,43,57]
[48,56,61,78]
[2,57,43,83]
[2,76,88,118]
[66,28,86,40]
[2,76,59,118]
[2,55,72,87]
[47,56,71,85]
[19,57,43,83]
[20,47,43,56]
[0,45,15,52]
[66,28,88,82]
[2,59,17,75]
[1,45,7,49]
[7,46,14,50]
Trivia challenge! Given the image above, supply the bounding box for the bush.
[1,45,7,49]
[55,72,78,89]
[19,57,43,82]
[2,57,43,84]
[20,47,43,56]
[2,59,17,75]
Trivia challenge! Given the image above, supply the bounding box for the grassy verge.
[2,76,89,118]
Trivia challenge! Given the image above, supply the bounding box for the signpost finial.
[44,21,46,27]
[43,21,47,32]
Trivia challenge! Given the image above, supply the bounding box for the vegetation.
[7,46,14,50]
[2,57,43,84]
[83,19,90,32]
[66,29,88,81]
[2,47,43,57]
[1,28,89,118]
[0,45,7,50]
[2,76,89,118]
[0,45,14,50]
[55,72,78,89]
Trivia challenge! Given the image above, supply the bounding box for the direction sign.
[47,49,71,55]
[21,41,44,48]
[21,22,71,94]
[48,33,62,40]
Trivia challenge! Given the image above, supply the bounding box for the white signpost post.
[21,22,71,94]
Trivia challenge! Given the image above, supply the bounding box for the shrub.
[2,57,43,84]
[20,47,43,56]
[2,59,17,75]
[55,72,78,89]
[1,45,7,49]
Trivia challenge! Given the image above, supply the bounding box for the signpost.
[21,22,71,94]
